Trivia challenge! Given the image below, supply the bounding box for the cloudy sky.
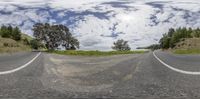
[0,0,200,50]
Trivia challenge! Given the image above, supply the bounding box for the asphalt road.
[0,51,200,99]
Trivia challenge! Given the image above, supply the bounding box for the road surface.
[0,51,200,99]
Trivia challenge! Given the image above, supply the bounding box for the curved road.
[0,51,200,98]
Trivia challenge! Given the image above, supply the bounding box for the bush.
[30,39,40,50]
[23,38,30,45]
[3,43,9,47]
[3,42,19,47]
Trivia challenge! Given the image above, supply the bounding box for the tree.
[12,27,21,41]
[0,25,11,38]
[63,37,80,50]
[30,39,40,50]
[160,34,171,49]
[112,39,131,51]
[168,28,175,37]
[7,25,13,35]
[0,25,22,41]
[33,23,79,50]
[192,28,200,38]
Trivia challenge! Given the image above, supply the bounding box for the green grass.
[174,49,200,54]
[49,50,147,56]
[21,34,33,41]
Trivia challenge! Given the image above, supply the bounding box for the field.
[49,50,147,56]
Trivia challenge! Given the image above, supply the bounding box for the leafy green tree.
[168,28,175,37]
[192,28,200,38]
[112,39,131,51]
[33,23,79,50]
[30,39,40,50]
[7,25,13,35]
[0,25,22,41]
[0,25,11,38]
[12,27,21,41]
[63,37,80,50]
[167,28,175,48]
[160,34,171,49]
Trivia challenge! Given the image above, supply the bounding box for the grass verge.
[174,49,200,54]
[48,50,147,56]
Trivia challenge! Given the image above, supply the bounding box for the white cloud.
[0,0,199,50]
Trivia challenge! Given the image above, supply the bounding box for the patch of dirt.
[41,53,141,93]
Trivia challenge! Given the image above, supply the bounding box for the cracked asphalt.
[0,51,200,99]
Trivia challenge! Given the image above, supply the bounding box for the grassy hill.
[0,25,34,53]
[173,38,200,54]
[21,33,33,41]
[158,27,200,54]
[0,34,32,53]
[175,38,200,49]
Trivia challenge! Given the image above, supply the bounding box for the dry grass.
[0,36,31,53]
[173,38,200,54]
[175,38,200,49]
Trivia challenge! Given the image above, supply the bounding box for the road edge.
[153,51,200,75]
[0,52,41,75]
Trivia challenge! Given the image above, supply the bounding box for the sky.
[0,0,200,50]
